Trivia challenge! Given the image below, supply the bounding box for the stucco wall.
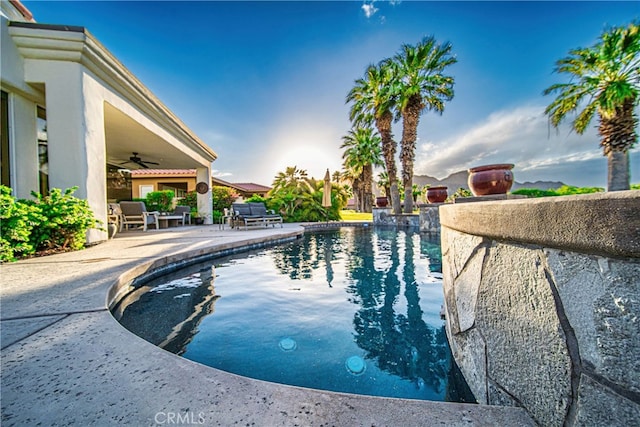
[131,177,196,199]
[440,191,640,426]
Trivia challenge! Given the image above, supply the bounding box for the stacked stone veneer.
[372,206,441,231]
[439,191,639,426]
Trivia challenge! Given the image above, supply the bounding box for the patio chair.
[120,201,159,231]
[108,203,123,232]
[248,202,283,228]
[171,205,191,225]
[231,203,260,229]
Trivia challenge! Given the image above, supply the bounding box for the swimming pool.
[113,227,475,402]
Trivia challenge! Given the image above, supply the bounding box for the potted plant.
[374,196,387,207]
[467,164,515,196]
[191,208,205,225]
[426,186,448,203]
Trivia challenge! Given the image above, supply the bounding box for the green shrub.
[181,191,198,209]
[26,187,102,252]
[0,186,43,262]
[211,186,236,212]
[145,190,174,213]
[446,188,473,202]
[1,186,101,261]
[512,185,605,198]
[554,185,604,195]
[511,188,558,198]
[632,183,640,190]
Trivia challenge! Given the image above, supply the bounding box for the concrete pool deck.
[1,224,536,426]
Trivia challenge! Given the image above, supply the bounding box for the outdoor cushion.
[232,203,254,217]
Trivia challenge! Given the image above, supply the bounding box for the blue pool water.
[114,227,474,402]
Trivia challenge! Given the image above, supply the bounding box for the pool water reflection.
[114,227,475,402]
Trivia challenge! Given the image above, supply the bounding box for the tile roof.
[129,170,272,192]
[129,169,195,176]
[232,183,271,192]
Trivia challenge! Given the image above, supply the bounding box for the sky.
[23,1,639,187]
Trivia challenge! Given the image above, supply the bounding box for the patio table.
[157,215,184,229]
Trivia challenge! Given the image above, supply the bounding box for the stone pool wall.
[439,191,640,426]
[373,206,441,232]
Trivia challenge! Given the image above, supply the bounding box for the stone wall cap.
[439,190,640,258]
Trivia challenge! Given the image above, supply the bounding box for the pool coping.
[1,223,536,426]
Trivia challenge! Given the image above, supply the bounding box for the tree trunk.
[607,150,630,191]
[599,99,635,191]
[352,176,362,212]
[362,164,373,213]
[401,98,421,213]
[376,112,401,214]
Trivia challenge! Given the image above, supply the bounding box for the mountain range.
[412,171,565,191]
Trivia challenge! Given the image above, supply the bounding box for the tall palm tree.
[544,21,639,191]
[341,127,384,213]
[347,61,402,214]
[392,36,456,212]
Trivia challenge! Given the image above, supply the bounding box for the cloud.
[212,170,233,179]
[414,104,616,184]
[362,1,378,19]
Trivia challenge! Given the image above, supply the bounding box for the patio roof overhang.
[8,21,217,170]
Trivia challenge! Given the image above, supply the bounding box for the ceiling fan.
[126,152,159,169]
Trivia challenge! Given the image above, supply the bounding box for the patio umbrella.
[322,169,332,208]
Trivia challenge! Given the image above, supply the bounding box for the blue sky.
[23,1,639,187]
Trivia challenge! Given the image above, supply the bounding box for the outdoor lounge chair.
[231,202,283,230]
[120,201,159,231]
[248,202,283,228]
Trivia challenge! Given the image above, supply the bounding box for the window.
[37,106,48,195]
[1,91,9,188]
[139,185,154,199]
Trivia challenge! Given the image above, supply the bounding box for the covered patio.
[2,8,217,243]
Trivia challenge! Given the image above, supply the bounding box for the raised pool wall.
[439,190,640,426]
[373,206,441,232]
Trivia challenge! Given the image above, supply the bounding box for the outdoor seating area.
[231,202,283,230]
[113,202,192,232]
[119,201,159,231]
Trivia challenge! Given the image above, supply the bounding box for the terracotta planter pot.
[426,186,448,203]
[375,196,389,207]
[468,163,514,196]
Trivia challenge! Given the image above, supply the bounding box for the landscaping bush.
[512,185,604,198]
[510,188,558,198]
[181,191,198,209]
[446,187,473,202]
[26,187,102,253]
[0,186,43,262]
[1,185,101,262]
[211,186,236,212]
[145,190,174,213]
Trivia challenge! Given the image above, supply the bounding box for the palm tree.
[347,61,402,214]
[544,21,639,191]
[377,171,391,201]
[391,36,456,212]
[341,127,384,213]
[271,166,310,194]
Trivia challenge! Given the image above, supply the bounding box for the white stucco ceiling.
[104,103,210,170]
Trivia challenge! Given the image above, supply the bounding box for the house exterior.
[1,1,218,242]
[127,169,271,200]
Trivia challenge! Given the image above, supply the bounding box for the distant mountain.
[412,171,566,192]
[413,171,469,190]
